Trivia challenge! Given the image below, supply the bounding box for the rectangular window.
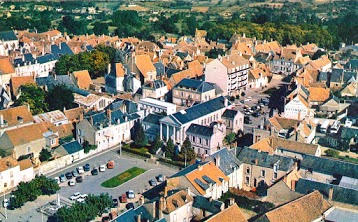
[174,213,177,222]
[245,176,249,184]
[273,172,278,179]
[187,205,190,213]
[261,170,266,177]
[246,167,250,174]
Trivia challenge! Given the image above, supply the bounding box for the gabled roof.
[135,54,156,77]
[154,62,165,76]
[72,70,93,90]
[113,205,157,222]
[0,57,15,74]
[0,31,17,41]
[250,136,319,156]
[249,68,266,80]
[64,107,84,121]
[256,190,331,222]
[206,204,247,222]
[0,105,34,128]
[0,156,19,173]
[222,109,238,119]
[268,116,299,131]
[34,110,68,124]
[174,78,215,93]
[143,80,166,89]
[114,63,125,77]
[193,196,223,215]
[143,113,163,125]
[185,162,229,195]
[10,76,36,97]
[330,68,344,83]
[163,190,193,214]
[220,54,250,69]
[300,154,358,179]
[236,147,294,172]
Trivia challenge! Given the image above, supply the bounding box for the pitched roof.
[206,204,247,222]
[222,109,238,119]
[268,116,299,131]
[193,196,223,215]
[10,76,35,97]
[143,113,163,125]
[207,148,241,176]
[163,190,193,214]
[185,162,229,195]
[220,54,250,69]
[0,57,15,74]
[0,31,17,41]
[250,136,319,156]
[114,63,125,77]
[33,110,68,124]
[258,190,331,222]
[135,54,156,77]
[72,70,93,90]
[0,105,34,128]
[18,159,33,171]
[300,154,358,179]
[64,107,84,121]
[306,55,331,71]
[0,156,19,172]
[249,68,267,80]
[162,96,228,125]
[62,141,82,154]
[175,78,215,93]
[186,124,215,137]
[236,147,294,172]
[255,41,281,53]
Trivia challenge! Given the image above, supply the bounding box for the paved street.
[0,149,178,222]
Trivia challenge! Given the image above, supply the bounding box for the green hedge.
[101,167,146,188]
[122,147,152,158]
[158,157,186,168]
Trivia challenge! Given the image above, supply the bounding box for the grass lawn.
[101,167,146,188]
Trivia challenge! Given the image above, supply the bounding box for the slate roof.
[165,68,181,78]
[163,96,228,125]
[154,62,165,76]
[300,154,358,179]
[0,31,17,41]
[113,205,158,222]
[143,80,166,89]
[62,141,82,154]
[143,113,163,125]
[295,178,358,205]
[318,71,328,81]
[175,78,215,93]
[51,42,74,59]
[192,196,223,214]
[236,147,294,172]
[339,126,358,140]
[86,109,140,130]
[105,98,138,114]
[186,124,214,137]
[343,71,357,82]
[207,148,241,176]
[330,68,344,83]
[345,59,358,70]
[222,109,238,119]
[35,75,89,96]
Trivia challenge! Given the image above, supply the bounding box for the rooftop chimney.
[328,187,334,201]
[0,114,4,127]
[255,158,259,165]
[215,156,221,167]
[158,197,165,219]
[163,186,168,198]
[107,109,111,121]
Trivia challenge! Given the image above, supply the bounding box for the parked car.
[99,165,106,172]
[120,194,127,203]
[76,176,83,183]
[2,199,9,208]
[69,192,81,201]
[65,172,73,179]
[126,203,135,210]
[112,199,118,207]
[77,166,84,174]
[84,163,91,172]
[91,168,99,175]
[68,180,76,186]
[107,160,114,169]
[157,174,164,182]
[149,179,157,186]
[72,170,79,177]
[59,174,66,182]
[102,216,111,222]
[127,190,135,199]
[54,177,60,184]
[252,112,261,117]
[77,194,88,203]
[244,97,252,102]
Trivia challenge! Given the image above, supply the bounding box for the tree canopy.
[39,148,52,162]
[133,122,148,147]
[181,137,196,162]
[45,85,74,111]
[14,84,48,115]
[150,135,162,155]
[165,138,175,159]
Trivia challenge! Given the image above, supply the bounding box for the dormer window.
[17,116,24,123]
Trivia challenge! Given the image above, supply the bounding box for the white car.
[99,165,106,172]
[127,190,135,199]
[69,192,81,201]
[68,180,76,187]
[244,97,252,102]
[77,166,84,174]
[54,177,60,184]
[3,199,9,208]
[76,194,88,203]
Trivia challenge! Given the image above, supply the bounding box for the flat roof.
[139,97,176,109]
[325,207,358,222]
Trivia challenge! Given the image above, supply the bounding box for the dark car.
[126,203,135,210]
[72,170,79,177]
[112,199,118,207]
[244,116,252,124]
[59,174,66,182]
[157,174,164,182]
[102,216,110,222]
[119,194,127,203]
[252,112,261,117]
[84,163,91,172]
[91,168,98,176]
[76,176,83,183]
[65,172,73,179]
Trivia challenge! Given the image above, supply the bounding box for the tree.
[312,49,326,60]
[324,149,339,158]
[150,135,162,154]
[165,138,175,159]
[14,84,48,115]
[92,22,109,35]
[133,122,148,147]
[181,137,196,162]
[39,149,52,162]
[224,133,236,148]
[83,141,97,154]
[45,85,74,111]
[0,148,6,157]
